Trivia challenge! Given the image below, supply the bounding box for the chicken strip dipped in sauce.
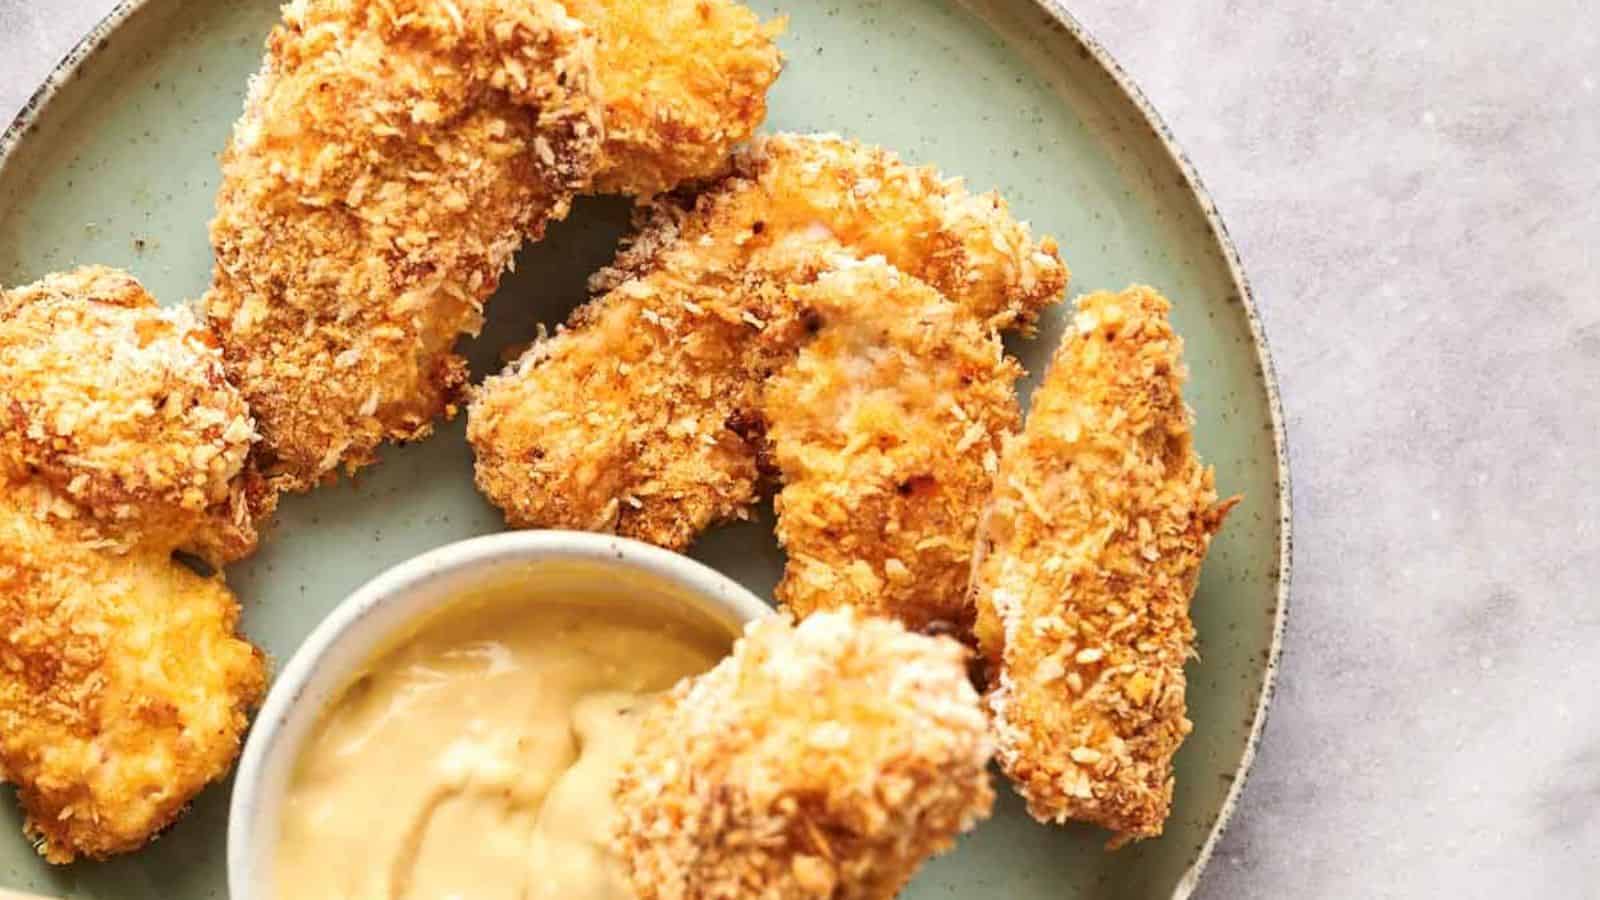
[615,608,993,899]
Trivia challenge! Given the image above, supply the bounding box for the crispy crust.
[205,0,603,492]
[568,0,785,196]
[1,267,262,565]
[0,507,267,863]
[766,260,1022,632]
[469,251,811,547]
[970,286,1235,844]
[615,609,994,900]
[468,133,1067,550]
[601,134,1067,333]
[0,270,267,863]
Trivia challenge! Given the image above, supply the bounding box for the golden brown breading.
[1,267,262,565]
[766,259,1022,632]
[468,133,1067,550]
[615,608,994,900]
[471,244,811,548]
[601,134,1066,333]
[970,286,1235,845]
[0,269,268,863]
[205,0,604,492]
[0,500,267,863]
[566,0,785,196]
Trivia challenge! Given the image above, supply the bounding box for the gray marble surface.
[1,0,1596,897]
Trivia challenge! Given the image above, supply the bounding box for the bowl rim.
[223,529,774,900]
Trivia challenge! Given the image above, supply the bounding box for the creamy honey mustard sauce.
[275,592,730,900]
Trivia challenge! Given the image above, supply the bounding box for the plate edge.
[1020,2,1294,897]
[0,1,149,178]
[0,2,1294,897]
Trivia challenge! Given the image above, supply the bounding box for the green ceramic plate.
[0,0,1289,897]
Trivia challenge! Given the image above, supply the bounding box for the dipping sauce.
[274,588,732,899]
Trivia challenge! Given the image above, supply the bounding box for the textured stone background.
[2,0,1596,896]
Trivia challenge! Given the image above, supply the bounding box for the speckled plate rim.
[1018,3,1291,893]
[0,3,1292,897]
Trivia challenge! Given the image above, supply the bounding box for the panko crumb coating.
[604,134,1067,334]
[568,0,785,196]
[205,0,603,492]
[468,133,1067,550]
[615,609,994,900]
[0,269,268,863]
[1,267,264,565]
[971,286,1236,845]
[766,259,1022,633]
[0,506,267,863]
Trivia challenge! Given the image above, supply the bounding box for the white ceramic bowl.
[226,530,772,900]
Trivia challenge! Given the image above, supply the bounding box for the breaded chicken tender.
[469,133,1067,550]
[970,286,1235,845]
[471,249,809,548]
[206,0,782,493]
[1,267,264,565]
[615,608,994,900]
[603,134,1065,332]
[567,0,785,196]
[206,0,604,491]
[0,506,267,863]
[766,260,1022,632]
[0,269,268,862]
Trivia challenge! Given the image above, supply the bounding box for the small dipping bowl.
[227,530,773,900]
